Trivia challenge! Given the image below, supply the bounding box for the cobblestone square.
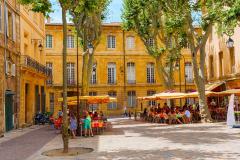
[16,118,240,160]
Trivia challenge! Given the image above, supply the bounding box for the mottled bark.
[61,7,69,153]
[80,37,95,112]
[186,14,213,122]
[155,56,174,90]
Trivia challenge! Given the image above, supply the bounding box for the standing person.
[184,107,191,123]
[84,112,94,137]
[70,113,77,138]
[124,106,127,117]
[128,110,132,119]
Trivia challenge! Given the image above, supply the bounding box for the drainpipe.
[3,0,7,133]
[122,30,126,113]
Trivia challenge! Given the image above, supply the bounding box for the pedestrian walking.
[70,113,77,138]
[124,106,127,117]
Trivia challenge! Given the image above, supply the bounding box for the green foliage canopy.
[18,0,52,16]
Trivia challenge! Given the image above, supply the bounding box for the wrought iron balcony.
[21,55,52,77]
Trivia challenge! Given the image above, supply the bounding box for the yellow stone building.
[205,26,240,90]
[0,0,20,134]
[45,23,196,116]
[18,5,50,127]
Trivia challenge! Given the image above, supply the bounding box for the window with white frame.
[89,92,97,96]
[185,62,193,83]
[147,63,155,83]
[107,35,116,48]
[186,97,195,105]
[46,34,53,48]
[146,38,154,47]
[67,35,74,48]
[108,63,116,84]
[89,92,98,111]
[147,90,156,106]
[0,3,2,32]
[90,63,97,84]
[67,62,75,85]
[12,12,16,41]
[46,62,53,84]
[49,93,54,113]
[127,62,136,84]
[108,91,117,109]
[6,9,13,38]
[165,37,172,48]
[128,91,136,107]
[126,36,135,49]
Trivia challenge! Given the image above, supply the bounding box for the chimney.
[47,17,51,24]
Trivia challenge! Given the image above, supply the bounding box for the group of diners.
[141,103,201,124]
[52,110,108,138]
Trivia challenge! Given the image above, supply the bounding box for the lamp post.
[226,37,234,48]
[178,58,182,106]
[176,54,186,105]
[76,33,80,136]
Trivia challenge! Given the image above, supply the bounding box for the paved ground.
[25,118,240,160]
[1,119,240,160]
[0,126,57,160]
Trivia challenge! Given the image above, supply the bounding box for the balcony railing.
[21,55,52,77]
[186,78,194,83]
[67,79,76,86]
[90,79,97,85]
[147,79,156,84]
[108,80,117,85]
[127,80,136,84]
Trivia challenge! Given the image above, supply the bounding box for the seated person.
[168,110,177,124]
[99,111,107,122]
[159,110,168,123]
[176,109,183,124]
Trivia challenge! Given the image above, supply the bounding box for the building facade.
[0,0,20,135]
[205,26,240,90]
[18,5,51,127]
[45,23,196,116]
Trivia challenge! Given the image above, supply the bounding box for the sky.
[49,0,123,23]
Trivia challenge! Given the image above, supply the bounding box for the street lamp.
[31,39,43,52]
[226,37,234,48]
[88,43,94,54]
